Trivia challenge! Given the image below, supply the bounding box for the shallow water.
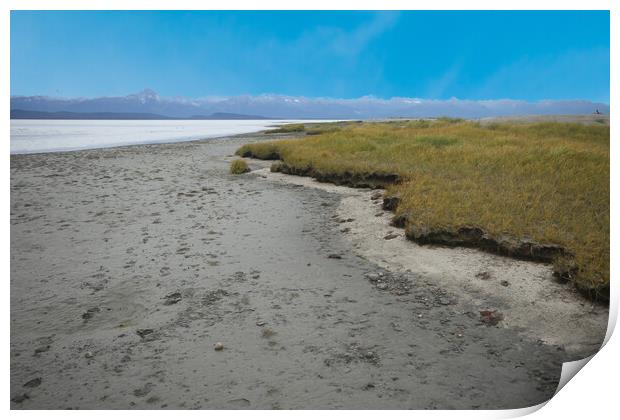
[10,119,321,154]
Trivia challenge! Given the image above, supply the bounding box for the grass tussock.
[237,120,610,298]
[229,158,250,174]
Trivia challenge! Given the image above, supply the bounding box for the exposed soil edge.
[383,192,609,303]
[239,149,282,161]
[243,152,609,302]
[271,162,401,189]
[238,150,401,188]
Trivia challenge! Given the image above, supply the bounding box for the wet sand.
[10,132,608,409]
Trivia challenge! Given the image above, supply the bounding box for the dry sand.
[10,132,608,409]
[254,167,608,354]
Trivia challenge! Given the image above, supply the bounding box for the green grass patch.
[305,126,342,135]
[435,116,466,124]
[229,159,250,174]
[266,123,305,133]
[237,120,610,298]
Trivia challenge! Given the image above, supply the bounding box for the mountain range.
[11,89,610,120]
[10,109,269,120]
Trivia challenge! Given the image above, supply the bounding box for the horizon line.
[9,90,611,105]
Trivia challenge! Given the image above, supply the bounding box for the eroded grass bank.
[237,120,610,299]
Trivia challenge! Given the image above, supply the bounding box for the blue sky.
[10,10,610,103]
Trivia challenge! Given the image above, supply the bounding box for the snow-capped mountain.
[10,89,610,119]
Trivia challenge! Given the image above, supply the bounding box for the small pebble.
[366,273,380,281]
[84,351,94,359]
[34,345,50,355]
[214,342,224,351]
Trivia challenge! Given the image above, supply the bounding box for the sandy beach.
[10,132,608,409]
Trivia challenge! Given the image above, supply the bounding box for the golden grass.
[237,120,610,298]
[229,158,249,174]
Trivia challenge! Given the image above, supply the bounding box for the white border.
[2,2,616,419]
[1,1,616,10]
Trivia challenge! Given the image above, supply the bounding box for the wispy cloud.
[231,12,399,96]
[261,11,399,62]
[324,11,400,57]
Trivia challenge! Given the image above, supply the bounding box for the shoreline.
[10,130,608,409]
[9,130,274,156]
[236,118,609,300]
[247,163,608,355]
[10,119,332,155]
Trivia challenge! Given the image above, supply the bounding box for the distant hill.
[10,109,271,120]
[11,110,173,120]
